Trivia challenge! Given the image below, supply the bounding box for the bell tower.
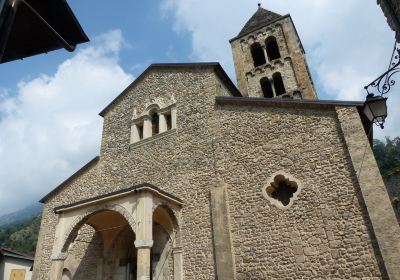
[230,5,318,99]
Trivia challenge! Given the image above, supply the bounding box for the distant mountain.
[0,204,42,228]
[0,215,41,256]
[0,216,41,256]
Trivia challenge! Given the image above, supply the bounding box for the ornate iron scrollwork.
[365,41,400,96]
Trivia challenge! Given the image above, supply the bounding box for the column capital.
[135,239,154,249]
[50,252,68,261]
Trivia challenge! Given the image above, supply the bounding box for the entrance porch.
[49,184,183,280]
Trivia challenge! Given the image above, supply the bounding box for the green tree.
[0,216,41,256]
[373,137,400,177]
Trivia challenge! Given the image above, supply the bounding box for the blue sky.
[0,0,398,215]
[1,0,192,89]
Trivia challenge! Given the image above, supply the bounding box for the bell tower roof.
[237,6,282,37]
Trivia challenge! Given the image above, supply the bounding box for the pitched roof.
[53,183,184,213]
[237,6,282,38]
[0,248,34,261]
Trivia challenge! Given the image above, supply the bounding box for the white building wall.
[0,260,5,279]
[2,257,33,280]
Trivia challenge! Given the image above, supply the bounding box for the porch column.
[135,192,153,280]
[49,214,68,280]
[49,253,68,280]
[173,247,183,280]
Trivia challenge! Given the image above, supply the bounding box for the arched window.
[251,43,266,67]
[150,111,159,136]
[265,37,281,61]
[260,78,274,98]
[273,72,286,96]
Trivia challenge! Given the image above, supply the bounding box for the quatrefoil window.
[262,172,301,209]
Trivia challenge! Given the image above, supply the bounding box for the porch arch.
[152,204,182,280]
[153,203,180,244]
[61,204,136,253]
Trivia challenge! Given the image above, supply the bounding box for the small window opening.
[273,72,286,96]
[266,37,281,61]
[165,113,172,130]
[270,180,298,206]
[260,78,274,98]
[251,43,266,67]
[263,173,301,209]
[151,112,159,135]
[137,123,144,140]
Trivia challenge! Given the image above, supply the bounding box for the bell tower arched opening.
[251,43,266,67]
[273,72,286,96]
[260,77,274,98]
[265,36,281,61]
[230,5,318,99]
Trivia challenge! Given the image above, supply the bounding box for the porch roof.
[53,183,184,213]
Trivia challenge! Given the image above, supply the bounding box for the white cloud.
[161,0,400,139]
[0,30,133,214]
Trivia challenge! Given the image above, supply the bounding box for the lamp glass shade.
[363,95,388,126]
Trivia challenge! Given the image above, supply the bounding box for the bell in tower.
[230,4,318,100]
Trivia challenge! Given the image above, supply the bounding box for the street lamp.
[363,94,388,129]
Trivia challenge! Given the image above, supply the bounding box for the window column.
[171,106,177,129]
[130,122,143,144]
[262,46,269,64]
[143,117,152,139]
[159,113,168,133]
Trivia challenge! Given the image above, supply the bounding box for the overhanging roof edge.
[53,183,184,213]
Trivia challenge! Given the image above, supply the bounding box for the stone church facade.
[33,6,400,280]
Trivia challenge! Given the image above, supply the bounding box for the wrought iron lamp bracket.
[364,41,400,96]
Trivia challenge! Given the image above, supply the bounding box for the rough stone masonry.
[33,5,400,280]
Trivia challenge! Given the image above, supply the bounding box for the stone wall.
[33,67,396,279]
[33,68,229,279]
[70,225,103,279]
[214,102,385,279]
[384,172,400,223]
[230,16,318,99]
